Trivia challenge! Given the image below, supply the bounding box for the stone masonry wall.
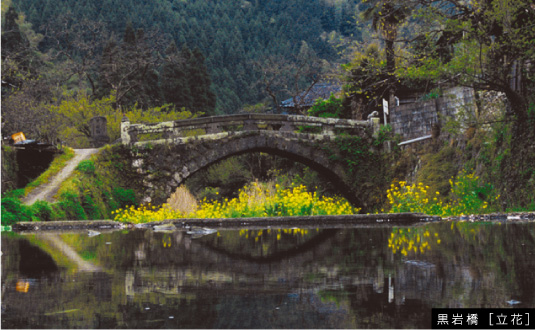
[390,87,475,140]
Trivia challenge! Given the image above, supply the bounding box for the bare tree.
[254,42,325,114]
[41,13,111,94]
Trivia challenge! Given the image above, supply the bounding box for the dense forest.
[3,0,364,115]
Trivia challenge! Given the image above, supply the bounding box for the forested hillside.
[8,0,364,113]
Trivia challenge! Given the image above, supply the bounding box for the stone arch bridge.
[121,114,381,208]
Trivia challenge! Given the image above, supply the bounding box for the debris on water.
[153,224,177,232]
[135,223,151,229]
[506,300,521,305]
[169,316,174,319]
[87,230,100,237]
[145,307,150,310]
[404,260,436,268]
[186,227,217,238]
[105,242,112,245]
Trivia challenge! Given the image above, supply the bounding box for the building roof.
[280,83,342,108]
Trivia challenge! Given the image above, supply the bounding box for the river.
[2,221,534,328]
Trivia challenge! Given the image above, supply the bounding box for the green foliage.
[387,170,498,216]
[30,200,53,222]
[421,88,441,101]
[1,145,18,192]
[58,191,87,220]
[326,135,391,210]
[112,188,137,209]
[1,197,33,225]
[76,160,95,175]
[394,0,535,121]
[82,195,101,219]
[372,124,395,148]
[331,136,376,175]
[417,147,459,197]
[48,93,196,148]
[12,0,350,114]
[307,93,343,118]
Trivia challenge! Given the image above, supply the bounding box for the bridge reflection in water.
[2,221,534,328]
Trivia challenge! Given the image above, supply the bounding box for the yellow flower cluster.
[388,227,440,256]
[112,182,359,223]
[387,170,497,217]
[387,181,446,215]
[190,183,359,218]
[112,203,183,224]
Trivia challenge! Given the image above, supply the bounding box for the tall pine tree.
[160,40,192,111]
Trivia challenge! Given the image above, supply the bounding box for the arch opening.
[169,147,363,210]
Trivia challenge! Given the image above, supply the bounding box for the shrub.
[112,187,137,208]
[82,195,102,219]
[307,93,343,118]
[1,197,33,225]
[58,191,87,220]
[386,170,498,216]
[31,201,53,222]
[167,186,198,214]
[76,160,95,175]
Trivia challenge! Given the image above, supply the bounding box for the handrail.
[121,114,378,145]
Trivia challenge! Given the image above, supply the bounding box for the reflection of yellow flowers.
[388,226,438,256]
[239,228,312,240]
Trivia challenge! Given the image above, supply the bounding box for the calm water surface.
[2,221,534,328]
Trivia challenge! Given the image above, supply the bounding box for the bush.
[112,187,137,208]
[31,200,53,222]
[76,160,95,175]
[387,170,498,216]
[58,191,87,220]
[307,93,343,118]
[82,195,102,219]
[1,197,33,225]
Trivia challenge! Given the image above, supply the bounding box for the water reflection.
[1,222,534,328]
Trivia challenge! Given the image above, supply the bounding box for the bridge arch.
[133,131,365,208]
[124,114,380,210]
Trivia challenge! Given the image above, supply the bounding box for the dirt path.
[22,148,100,205]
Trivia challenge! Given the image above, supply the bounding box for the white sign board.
[383,98,389,115]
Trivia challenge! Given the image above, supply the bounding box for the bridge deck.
[121,114,379,145]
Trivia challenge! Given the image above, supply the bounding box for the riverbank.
[8,212,535,232]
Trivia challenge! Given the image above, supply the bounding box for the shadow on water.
[1,220,534,328]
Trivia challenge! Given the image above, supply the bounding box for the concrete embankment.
[10,212,534,232]
[12,213,437,231]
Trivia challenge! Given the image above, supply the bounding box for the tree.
[186,47,217,116]
[1,6,42,94]
[160,40,192,110]
[255,42,325,114]
[342,43,390,119]
[96,23,164,110]
[361,0,411,116]
[397,0,535,124]
[40,13,110,94]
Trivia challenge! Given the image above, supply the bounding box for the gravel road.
[22,148,100,205]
